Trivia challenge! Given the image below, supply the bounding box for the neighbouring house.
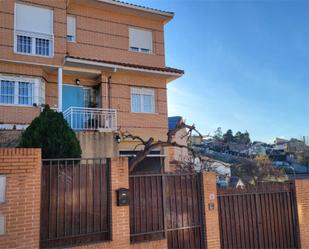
[296,150,309,166]
[248,141,269,157]
[287,138,308,153]
[0,0,183,169]
[167,116,189,168]
[274,138,289,151]
[228,142,249,156]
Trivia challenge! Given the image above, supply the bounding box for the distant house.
[248,142,269,157]
[228,176,245,189]
[287,138,308,153]
[274,138,289,151]
[228,142,249,155]
[209,160,231,176]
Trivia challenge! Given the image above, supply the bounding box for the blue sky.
[127,0,309,142]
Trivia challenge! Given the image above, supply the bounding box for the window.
[35,38,50,56]
[0,76,44,106]
[83,87,98,108]
[15,3,53,57]
[17,35,32,53]
[18,82,33,105]
[129,27,153,53]
[0,81,14,104]
[67,16,76,42]
[131,87,155,113]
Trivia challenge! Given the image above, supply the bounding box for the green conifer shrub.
[19,106,82,159]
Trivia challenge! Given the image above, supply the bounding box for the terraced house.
[0,0,183,164]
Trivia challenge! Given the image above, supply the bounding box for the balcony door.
[62,84,84,112]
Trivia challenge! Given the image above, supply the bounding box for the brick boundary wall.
[0,148,42,249]
[0,150,224,249]
[295,179,309,249]
[202,172,221,249]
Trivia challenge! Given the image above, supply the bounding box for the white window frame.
[0,75,44,107]
[67,15,76,42]
[131,87,155,114]
[129,27,153,54]
[14,3,54,58]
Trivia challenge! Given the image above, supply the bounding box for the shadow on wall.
[0,130,22,148]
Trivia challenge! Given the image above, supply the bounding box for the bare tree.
[119,122,203,172]
[232,156,287,185]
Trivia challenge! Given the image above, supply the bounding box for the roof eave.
[95,0,174,20]
[64,57,183,79]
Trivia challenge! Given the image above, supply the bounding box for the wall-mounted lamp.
[115,134,121,143]
[75,79,80,85]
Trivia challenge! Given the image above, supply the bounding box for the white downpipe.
[58,67,63,112]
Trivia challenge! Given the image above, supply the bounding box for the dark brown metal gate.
[40,158,111,248]
[217,182,299,249]
[129,172,205,249]
[165,173,205,249]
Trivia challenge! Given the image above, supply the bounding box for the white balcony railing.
[63,107,117,131]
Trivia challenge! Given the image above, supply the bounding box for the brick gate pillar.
[295,179,309,249]
[110,157,130,248]
[0,148,42,249]
[201,172,221,249]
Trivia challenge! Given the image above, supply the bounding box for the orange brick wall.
[202,172,221,249]
[0,105,40,125]
[0,0,166,68]
[0,0,66,66]
[0,149,228,249]
[109,72,168,143]
[0,0,170,141]
[0,151,169,249]
[0,63,168,142]
[295,179,309,249]
[0,148,41,249]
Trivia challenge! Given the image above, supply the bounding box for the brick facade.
[0,148,41,249]
[0,0,176,150]
[0,0,166,68]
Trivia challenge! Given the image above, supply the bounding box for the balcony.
[63,107,117,131]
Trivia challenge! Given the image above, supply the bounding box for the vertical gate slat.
[245,195,255,248]
[264,193,272,248]
[238,194,245,248]
[218,196,227,248]
[286,189,295,248]
[276,192,283,248]
[260,193,267,248]
[242,193,249,248]
[175,176,182,229]
[280,191,288,248]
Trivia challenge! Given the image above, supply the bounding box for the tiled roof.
[65,56,184,75]
[110,0,174,16]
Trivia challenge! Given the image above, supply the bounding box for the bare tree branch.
[118,122,203,172]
